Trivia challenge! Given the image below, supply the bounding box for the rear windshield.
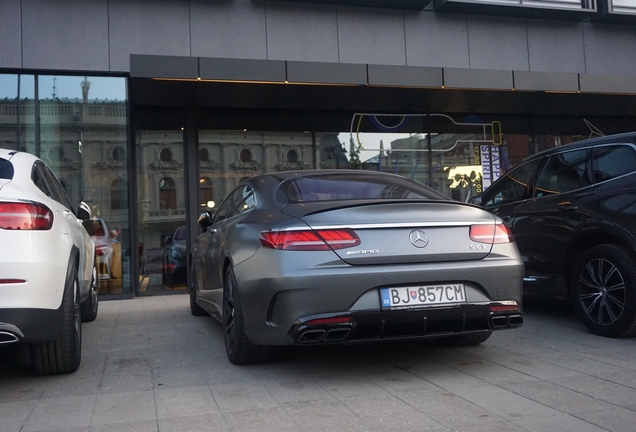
[278,173,447,203]
[0,158,14,180]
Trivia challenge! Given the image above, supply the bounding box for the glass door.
[136,130,187,294]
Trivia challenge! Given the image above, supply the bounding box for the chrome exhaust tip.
[491,316,509,328]
[297,329,326,343]
[324,328,351,342]
[508,315,523,327]
[0,331,20,344]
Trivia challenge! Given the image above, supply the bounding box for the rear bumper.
[234,246,524,346]
[0,307,63,344]
[290,302,522,345]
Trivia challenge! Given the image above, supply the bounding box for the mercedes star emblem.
[409,229,429,248]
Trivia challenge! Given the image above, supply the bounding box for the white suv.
[0,149,98,375]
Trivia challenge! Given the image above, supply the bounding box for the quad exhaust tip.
[297,327,352,344]
[297,329,326,343]
[491,314,523,329]
[508,314,523,327]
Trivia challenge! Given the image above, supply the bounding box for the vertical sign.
[480,144,501,189]
[473,144,483,195]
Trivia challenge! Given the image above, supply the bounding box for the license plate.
[380,284,466,310]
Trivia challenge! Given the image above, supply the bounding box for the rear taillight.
[470,223,514,244]
[259,229,361,251]
[0,202,53,230]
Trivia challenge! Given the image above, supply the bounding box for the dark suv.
[470,132,636,338]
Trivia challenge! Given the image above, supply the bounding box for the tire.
[189,263,207,317]
[81,263,99,322]
[439,331,492,347]
[223,265,273,365]
[30,264,82,375]
[571,244,636,338]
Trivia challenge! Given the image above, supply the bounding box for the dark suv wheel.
[571,244,636,338]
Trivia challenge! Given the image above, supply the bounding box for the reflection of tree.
[349,145,362,169]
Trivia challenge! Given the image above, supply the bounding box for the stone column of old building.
[139,135,150,216]
[262,133,270,174]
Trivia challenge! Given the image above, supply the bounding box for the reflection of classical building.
[363,133,487,201]
[0,97,128,227]
[0,96,346,231]
[137,130,326,226]
[135,130,345,285]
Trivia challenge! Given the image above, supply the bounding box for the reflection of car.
[162,226,187,287]
[0,148,99,375]
[82,218,114,280]
[469,132,636,338]
[190,170,524,365]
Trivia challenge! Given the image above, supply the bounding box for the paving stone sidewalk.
[1,294,635,432]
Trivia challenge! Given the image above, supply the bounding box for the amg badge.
[346,249,379,255]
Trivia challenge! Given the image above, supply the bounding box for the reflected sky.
[0,74,126,101]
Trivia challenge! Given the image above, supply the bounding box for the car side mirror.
[198,211,214,231]
[77,201,91,220]
[165,235,173,245]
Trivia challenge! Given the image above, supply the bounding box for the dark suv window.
[483,158,543,207]
[592,145,636,183]
[534,149,590,197]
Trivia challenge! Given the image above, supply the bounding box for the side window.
[235,185,256,215]
[41,165,74,211]
[213,194,234,223]
[534,149,590,197]
[592,145,636,183]
[483,159,543,207]
[0,158,14,180]
[32,163,52,199]
[213,185,257,223]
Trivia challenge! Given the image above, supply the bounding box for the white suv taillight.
[0,202,54,230]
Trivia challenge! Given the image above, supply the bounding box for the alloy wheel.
[223,271,236,353]
[578,258,626,326]
[73,280,82,347]
[90,266,98,312]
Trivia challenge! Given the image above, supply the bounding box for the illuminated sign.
[598,0,636,23]
[271,0,431,10]
[608,0,636,13]
[434,0,596,20]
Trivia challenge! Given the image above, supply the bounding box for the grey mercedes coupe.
[190,170,524,364]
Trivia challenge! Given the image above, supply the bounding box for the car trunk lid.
[283,201,497,265]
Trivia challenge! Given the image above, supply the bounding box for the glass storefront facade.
[0,73,132,296]
[136,130,187,293]
[1,71,595,297]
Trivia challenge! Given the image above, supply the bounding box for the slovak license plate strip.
[380,284,467,310]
